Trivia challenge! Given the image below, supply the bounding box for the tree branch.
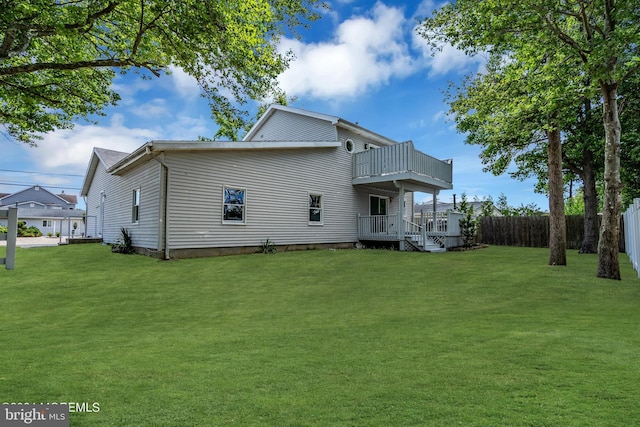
[0,58,162,77]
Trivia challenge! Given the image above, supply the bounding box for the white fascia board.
[149,140,341,151]
[108,140,341,175]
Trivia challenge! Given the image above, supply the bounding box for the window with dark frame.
[223,186,246,224]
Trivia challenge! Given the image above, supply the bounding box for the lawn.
[1,244,639,426]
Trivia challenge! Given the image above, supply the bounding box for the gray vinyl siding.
[354,187,401,217]
[247,110,337,142]
[164,146,358,249]
[84,164,109,238]
[85,159,161,248]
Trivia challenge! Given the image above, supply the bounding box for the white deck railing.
[357,214,399,241]
[623,198,640,278]
[353,141,452,184]
[358,211,463,245]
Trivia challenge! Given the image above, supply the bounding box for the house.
[80,105,457,258]
[0,185,86,237]
[415,201,502,218]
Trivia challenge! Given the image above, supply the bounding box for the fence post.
[5,207,17,270]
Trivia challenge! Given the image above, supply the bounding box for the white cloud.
[28,114,160,174]
[278,2,415,99]
[166,66,201,99]
[130,98,171,118]
[411,29,487,78]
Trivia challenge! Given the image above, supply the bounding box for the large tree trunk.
[548,126,567,266]
[580,147,599,253]
[597,81,622,279]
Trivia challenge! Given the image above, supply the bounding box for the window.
[223,186,246,224]
[42,220,52,228]
[345,139,355,153]
[309,193,323,225]
[132,188,140,223]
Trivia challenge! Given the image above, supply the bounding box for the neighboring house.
[0,185,86,237]
[81,105,456,258]
[415,201,502,218]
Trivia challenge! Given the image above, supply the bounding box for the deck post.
[421,210,427,248]
[397,182,405,250]
[432,191,438,222]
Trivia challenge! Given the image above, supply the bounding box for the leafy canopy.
[0,0,322,145]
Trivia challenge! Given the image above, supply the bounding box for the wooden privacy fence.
[623,199,640,277]
[478,215,625,252]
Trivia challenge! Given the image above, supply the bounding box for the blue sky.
[1,0,550,211]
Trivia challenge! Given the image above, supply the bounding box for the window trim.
[42,220,52,228]
[308,192,324,225]
[345,139,355,153]
[369,194,389,216]
[222,185,247,225]
[132,187,140,224]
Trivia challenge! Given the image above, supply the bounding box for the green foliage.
[260,238,277,254]
[16,221,42,237]
[0,0,322,145]
[565,189,586,215]
[479,195,495,218]
[0,225,7,234]
[495,193,544,217]
[111,228,134,254]
[458,193,477,247]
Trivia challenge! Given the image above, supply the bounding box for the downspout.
[152,154,170,260]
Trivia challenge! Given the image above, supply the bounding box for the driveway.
[0,236,66,248]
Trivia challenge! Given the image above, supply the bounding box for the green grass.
[1,244,639,426]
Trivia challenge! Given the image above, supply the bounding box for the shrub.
[458,193,477,248]
[111,228,134,254]
[0,225,7,233]
[17,222,42,237]
[260,238,277,254]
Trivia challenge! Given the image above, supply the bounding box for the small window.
[223,186,246,224]
[132,188,140,223]
[309,193,323,225]
[42,220,52,227]
[345,139,354,153]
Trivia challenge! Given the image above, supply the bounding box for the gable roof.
[81,106,402,188]
[244,104,399,146]
[0,185,75,207]
[80,147,130,196]
[57,193,78,205]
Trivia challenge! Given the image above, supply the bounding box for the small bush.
[0,225,7,233]
[111,228,134,254]
[260,238,277,254]
[47,232,53,237]
[17,222,42,237]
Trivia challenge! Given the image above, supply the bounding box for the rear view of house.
[81,105,456,258]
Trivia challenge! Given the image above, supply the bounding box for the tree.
[421,0,640,279]
[437,44,571,265]
[0,0,321,145]
[458,193,477,247]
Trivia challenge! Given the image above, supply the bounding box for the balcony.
[352,141,453,192]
